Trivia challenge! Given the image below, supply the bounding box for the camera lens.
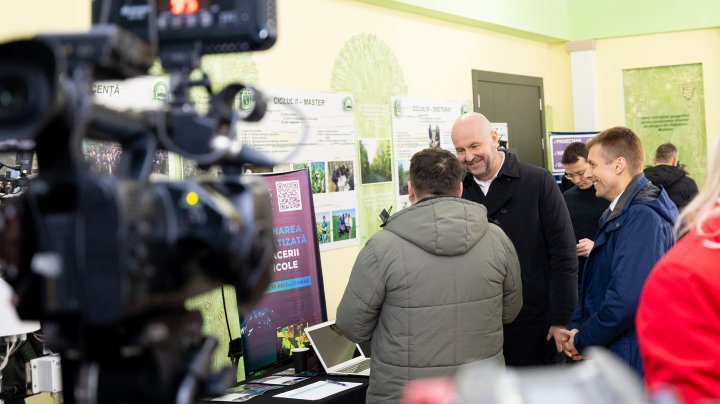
[0,40,58,141]
[0,66,50,132]
[0,77,31,121]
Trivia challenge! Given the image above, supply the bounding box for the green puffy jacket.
[336,196,522,403]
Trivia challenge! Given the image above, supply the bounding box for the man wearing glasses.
[560,142,609,279]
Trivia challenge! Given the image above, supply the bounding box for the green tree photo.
[360,138,392,184]
[397,160,410,195]
[310,161,326,194]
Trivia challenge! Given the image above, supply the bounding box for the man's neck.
[474,151,504,182]
[606,175,635,203]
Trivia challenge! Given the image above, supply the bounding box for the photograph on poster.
[310,161,326,194]
[84,140,170,176]
[327,160,355,192]
[152,151,169,175]
[181,161,222,180]
[428,124,441,148]
[397,159,411,195]
[182,159,199,179]
[359,138,392,184]
[332,208,356,241]
[84,140,121,175]
[315,211,332,244]
[276,321,310,360]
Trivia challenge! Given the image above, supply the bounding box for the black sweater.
[563,185,609,278]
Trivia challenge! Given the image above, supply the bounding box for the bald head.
[451,113,502,181]
[451,112,495,140]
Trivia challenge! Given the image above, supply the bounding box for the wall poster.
[237,88,359,251]
[390,97,466,210]
[548,132,598,174]
[623,63,707,186]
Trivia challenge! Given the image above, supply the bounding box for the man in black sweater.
[561,142,609,279]
[643,143,698,210]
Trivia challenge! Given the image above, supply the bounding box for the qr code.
[276,180,302,212]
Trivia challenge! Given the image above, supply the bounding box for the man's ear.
[615,156,627,174]
[457,182,463,198]
[490,130,499,149]
[407,181,416,204]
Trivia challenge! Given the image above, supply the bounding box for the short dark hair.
[586,126,645,174]
[409,148,462,198]
[561,142,589,164]
[654,143,678,163]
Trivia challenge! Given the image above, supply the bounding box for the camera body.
[0,1,277,402]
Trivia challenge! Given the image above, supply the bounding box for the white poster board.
[390,97,467,211]
[237,88,359,250]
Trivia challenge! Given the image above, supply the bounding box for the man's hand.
[546,325,568,353]
[576,238,594,257]
[561,328,584,361]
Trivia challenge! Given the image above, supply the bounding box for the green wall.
[358,0,569,42]
[568,0,720,40]
[360,0,720,41]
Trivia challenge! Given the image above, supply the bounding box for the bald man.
[451,113,578,366]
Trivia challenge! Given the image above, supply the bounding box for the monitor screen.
[241,169,327,378]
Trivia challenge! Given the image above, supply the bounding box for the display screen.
[169,0,200,15]
[92,0,277,55]
[241,169,327,379]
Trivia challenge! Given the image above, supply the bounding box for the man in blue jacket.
[561,127,678,375]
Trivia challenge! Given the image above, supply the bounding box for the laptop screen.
[307,323,363,368]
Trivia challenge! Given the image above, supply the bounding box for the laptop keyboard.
[336,359,370,374]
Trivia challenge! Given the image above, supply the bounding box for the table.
[202,373,369,403]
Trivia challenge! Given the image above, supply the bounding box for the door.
[472,70,547,168]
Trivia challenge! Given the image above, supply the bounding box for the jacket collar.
[606,173,648,222]
[462,151,519,186]
[461,151,520,218]
[496,151,520,179]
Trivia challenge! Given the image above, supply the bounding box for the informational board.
[548,132,598,174]
[237,88,359,250]
[624,63,707,186]
[89,77,178,177]
[491,122,509,147]
[241,169,326,378]
[390,97,467,210]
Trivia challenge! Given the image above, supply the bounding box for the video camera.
[0,1,277,402]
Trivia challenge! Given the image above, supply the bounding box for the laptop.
[304,320,371,376]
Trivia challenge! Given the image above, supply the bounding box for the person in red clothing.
[637,139,720,403]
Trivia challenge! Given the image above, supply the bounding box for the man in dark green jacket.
[336,148,522,403]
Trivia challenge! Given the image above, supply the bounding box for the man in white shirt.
[451,112,578,366]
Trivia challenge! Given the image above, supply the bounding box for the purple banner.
[241,169,325,377]
[548,132,598,174]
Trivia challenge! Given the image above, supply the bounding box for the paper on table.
[253,375,309,386]
[274,380,362,400]
[210,392,258,402]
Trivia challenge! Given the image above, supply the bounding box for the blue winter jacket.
[568,174,678,374]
